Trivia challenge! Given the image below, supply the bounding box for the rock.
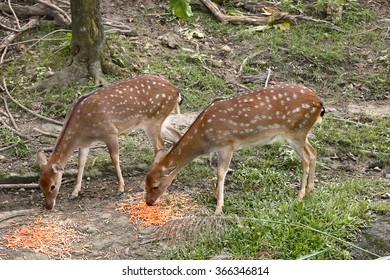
[159,32,180,49]
[221,45,232,53]
[380,193,390,199]
[115,216,130,227]
[373,166,382,172]
[385,174,390,179]
[82,224,99,234]
[101,213,111,219]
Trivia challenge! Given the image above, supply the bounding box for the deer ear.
[162,166,177,177]
[153,149,165,163]
[52,163,64,174]
[37,150,47,168]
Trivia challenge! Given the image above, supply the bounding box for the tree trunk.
[70,0,105,84]
[28,0,106,92]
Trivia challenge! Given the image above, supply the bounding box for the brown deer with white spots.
[38,75,182,210]
[143,84,325,214]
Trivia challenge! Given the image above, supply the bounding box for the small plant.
[0,129,29,158]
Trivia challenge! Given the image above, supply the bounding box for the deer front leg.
[305,140,317,195]
[214,148,233,215]
[105,135,124,196]
[144,123,165,155]
[70,147,90,199]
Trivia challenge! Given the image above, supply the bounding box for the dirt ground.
[0,0,389,260]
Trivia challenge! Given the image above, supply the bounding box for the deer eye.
[50,185,56,191]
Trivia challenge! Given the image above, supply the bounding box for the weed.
[0,129,30,158]
[144,50,230,110]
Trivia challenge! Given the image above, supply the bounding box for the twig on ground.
[264,67,271,87]
[294,15,344,33]
[33,127,59,138]
[0,18,39,52]
[0,213,30,223]
[0,143,18,152]
[331,116,375,128]
[0,117,31,140]
[238,51,266,76]
[0,45,8,64]
[0,21,21,32]
[8,0,21,29]
[2,78,63,126]
[21,29,69,54]
[0,92,19,130]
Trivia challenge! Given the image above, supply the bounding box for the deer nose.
[45,201,55,210]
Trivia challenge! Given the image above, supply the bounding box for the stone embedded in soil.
[221,45,232,53]
[373,166,382,172]
[380,193,390,199]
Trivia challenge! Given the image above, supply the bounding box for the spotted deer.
[38,75,182,210]
[143,84,325,214]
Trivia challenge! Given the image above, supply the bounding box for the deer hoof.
[115,191,124,197]
[68,194,78,200]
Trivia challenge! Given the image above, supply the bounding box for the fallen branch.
[199,0,271,25]
[0,1,70,28]
[0,183,39,189]
[0,2,47,17]
[34,0,71,27]
[198,0,343,32]
[35,0,71,22]
[2,78,63,126]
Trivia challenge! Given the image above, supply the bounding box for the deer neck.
[48,124,80,168]
[162,130,207,172]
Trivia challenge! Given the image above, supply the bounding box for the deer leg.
[144,123,165,155]
[298,147,311,200]
[105,135,124,196]
[214,147,233,215]
[305,140,317,194]
[287,137,309,200]
[69,147,90,199]
[161,118,182,144]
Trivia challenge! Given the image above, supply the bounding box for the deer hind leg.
[304,139,317,195]
[105,134,124,196]
[287,137,309,200]
[70,147,90,199]
[214,147,233,215]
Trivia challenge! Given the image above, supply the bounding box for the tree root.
[27,60,90,92]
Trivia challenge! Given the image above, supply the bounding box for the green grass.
[161,112,388,260]
[144,50,231,111]
[0,129,30,158]
[314,114,390,165]
[163,174,385,259]
[0,0,388,260]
